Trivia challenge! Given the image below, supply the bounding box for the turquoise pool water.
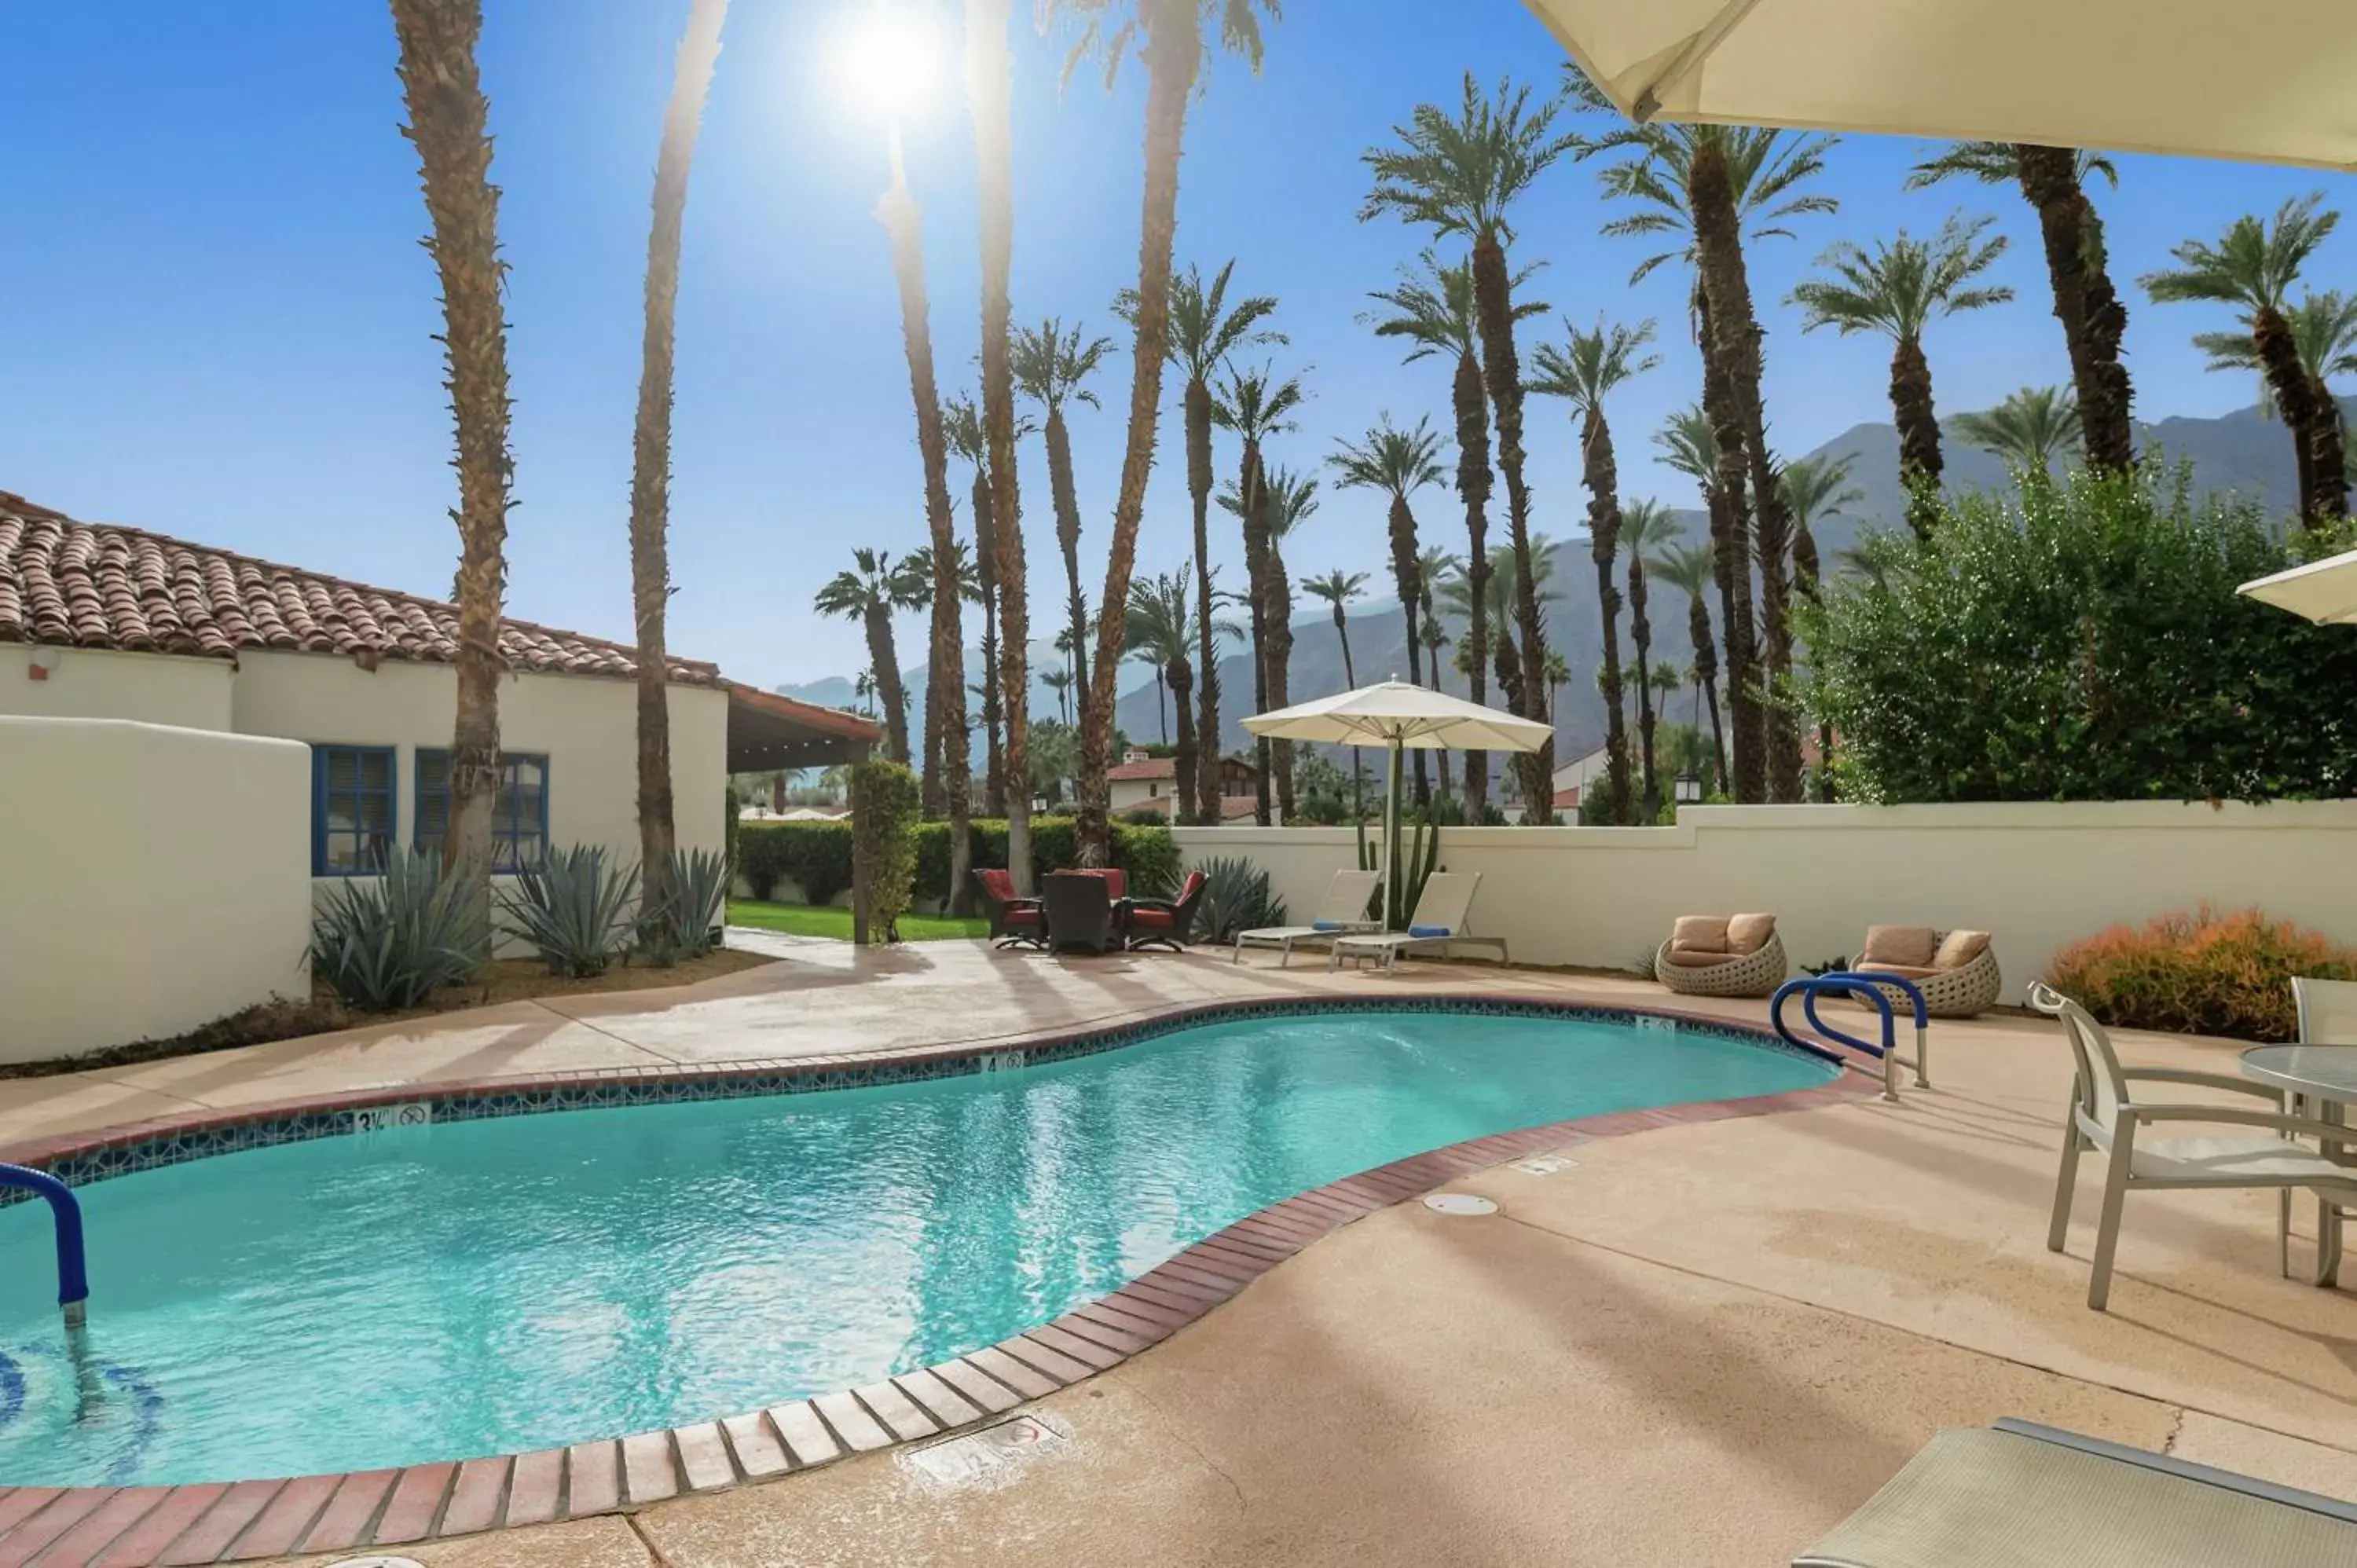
[0,1008,1831,1487]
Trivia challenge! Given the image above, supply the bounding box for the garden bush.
[737,820,853,903]
[2045,905,2357,1042]
[750,815,1178,910]
[311,847,483,1010]
[1800,464,2357,804]
[849,760,922,941]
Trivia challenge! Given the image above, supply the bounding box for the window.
[415,750,549,872]
[313,746,396,876]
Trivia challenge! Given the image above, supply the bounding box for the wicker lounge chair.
[1233,868,1381,965]
[1843,925,2002,1017]
[1654,914,1787,998]
[1328,873,1506,972]
[1795,1419,2357,1566]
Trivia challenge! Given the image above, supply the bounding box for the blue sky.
[4,1,2351,686]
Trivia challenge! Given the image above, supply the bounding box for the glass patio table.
[2240,1044,2357,1287]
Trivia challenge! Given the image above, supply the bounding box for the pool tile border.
[0,995,1871,1567]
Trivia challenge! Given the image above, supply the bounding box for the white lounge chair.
[1231,868,1381,966]
[1328,872,1505,973]
[2032,981,2357,1310]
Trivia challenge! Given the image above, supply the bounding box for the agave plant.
[310,848,484,1010]
[499,845,640,977]
[640,846,731,963]
[1189,856,1288,946]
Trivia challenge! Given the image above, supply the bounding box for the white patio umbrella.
[1243,680,1552,921]
[1523,0,2357,170]
[2239,548,2357,624]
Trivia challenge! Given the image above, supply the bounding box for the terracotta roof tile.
[0,496,720,687]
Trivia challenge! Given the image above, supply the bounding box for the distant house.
[1107,749,1261,821]
[0,493,878,888]
[1549,744,1612,811]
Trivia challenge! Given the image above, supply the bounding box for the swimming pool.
[0,1005,1834,1489]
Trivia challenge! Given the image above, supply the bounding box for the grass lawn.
[728,899,990,942]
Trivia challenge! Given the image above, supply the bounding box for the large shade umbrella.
[2239,548,2357,624]
[1523,1,2357,170]
[1244,680,1552,921]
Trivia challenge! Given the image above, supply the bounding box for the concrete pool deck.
[2,935,2352,1564]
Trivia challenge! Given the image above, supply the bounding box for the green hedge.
[749,816,1178,907]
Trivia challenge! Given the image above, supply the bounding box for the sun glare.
[835,6,941,121]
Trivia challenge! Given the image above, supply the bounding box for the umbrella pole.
[1384,735,1403,928]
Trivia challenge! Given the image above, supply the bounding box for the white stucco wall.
[0,718,311,1064]
[0,645,234,729]
[1175,801,2357,1002]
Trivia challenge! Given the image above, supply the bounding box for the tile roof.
[1106,755,1178,782]
[0,493,722,686]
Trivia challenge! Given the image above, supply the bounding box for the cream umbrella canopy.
[1244,681,1552,921]
[1522,0,2357,170]
[2238,548,2357,623]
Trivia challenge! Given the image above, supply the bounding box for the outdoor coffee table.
[2239,1043,2357,1286]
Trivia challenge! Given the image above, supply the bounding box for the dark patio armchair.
[1122,870,1206,952]
[1041,871,1115,956]
[973,868,1043,949]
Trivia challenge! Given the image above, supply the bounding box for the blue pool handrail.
[1771,972,1930,1104]
[0,1163,88,1327]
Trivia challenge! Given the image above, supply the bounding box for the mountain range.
[778,397,2346,776]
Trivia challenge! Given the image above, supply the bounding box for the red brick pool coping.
[0,998,1874,1567]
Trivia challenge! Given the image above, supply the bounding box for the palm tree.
[1527,315,1658,826]
[814,548,921,764]
[1538,647,1571,728]
[1049,0,1280,865]
[1908,142,2133,473]
[1362,251,1541,811]
[1618,497,1680,822]
[1299,569,1370,687]
[1573,81,1836,801]
[1041,665,1076,727]
[1778,451,1862,600]
[945,394,1007,813]
[1442,538,1559,724]
[1223,463,1318,821]
[1791,213,2013,537]
[2143,194,2348,525]
[1210,361,1304,825]
[1644,539,1725,795]
[2193,289,2357,445]
[1011,317,1114,735]
[1362,74,1577,820]
[1653,405,1747,800]
[1416,544,1458,795]
[389,0,515,942]
[1118,260,1281,823]
[1122,570,1186,755]
[1327,415,1444,800]
[621,0,728,943]
[1951,387,2083,484]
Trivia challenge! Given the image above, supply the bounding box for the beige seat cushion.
[1670,915,1730,958]
[1726,912,1777,955]
[1664,947,1741,969]
[1861,925,1937,969]
[1934,929,1992,970]
[1855,961,1941,981]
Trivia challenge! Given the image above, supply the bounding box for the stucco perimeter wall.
[1175,801,2357,1002]
[0,718,311,1064]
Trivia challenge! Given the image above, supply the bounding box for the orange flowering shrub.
[2045,905,2357,1042]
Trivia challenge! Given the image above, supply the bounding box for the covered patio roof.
[724,681,880,772]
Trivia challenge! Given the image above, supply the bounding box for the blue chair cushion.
[1408,925,1453,938]
[1311,920,1345,931]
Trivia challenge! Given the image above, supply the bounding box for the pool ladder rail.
[1771,972,1930,1104]
[0,1162,89,1328]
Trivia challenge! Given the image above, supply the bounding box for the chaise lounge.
[1328,872,1505,972]
[1233,868,1381,965]
[1655,914,1787,998]
[1847,925,2002,1018]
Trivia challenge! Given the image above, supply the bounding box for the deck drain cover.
[899,1411,1072,1491]
[1422,1192,1498,1216]
[1510,1156,1578,1176]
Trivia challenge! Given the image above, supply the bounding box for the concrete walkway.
[6,938,2352,1565]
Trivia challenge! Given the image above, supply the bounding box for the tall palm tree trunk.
[2308,376,2349,521]
[1891,336,1944,538]
[391,0,514,947]
[1186,378,1219,824]
[1451,349,1495,811]
[625,0,728,940]
[968,0,1031,889]
[1581,408,1633,825]
[1469,236,1553,820]
[2016,145,2133,473]
[1627,551,1659,822]
[1691,140,1799,802]
[876,147,970,902]
[1168,654,1197,819]
[1695,288,1761,804]
[863,607,911,763]
[1238,446,1274,825]
[971,467,1007,815]
[1384,494,1429,804]
[1688,592,1728,794]
[1789,496,1832,803]
[1079,5,1198,865]
[1422,585,1451,800]
[1044,406,1091,730]
[2251,306,2340,525]
[1264,544,1296,820]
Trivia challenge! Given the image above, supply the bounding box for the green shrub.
[312,848,483,1010]
[849,760,922,942]
[499,844,638,976]
[2045,905,2357,1042]
[1800,464,2357,804]
[751,815,1178,910]
[737,821,854,904]
[1191,856,1287,944]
